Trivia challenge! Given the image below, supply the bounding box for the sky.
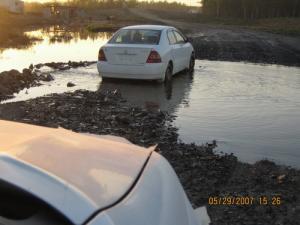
[23,0,201,7]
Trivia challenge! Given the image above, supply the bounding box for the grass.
[86,23,121,32]
[197,17,300,36]
[85,8,154,33]
[145,9,300,36]
[249,18,300,36]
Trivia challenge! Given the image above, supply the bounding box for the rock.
[58,65,71,71]
[35,63,43,69]
[22,68,32,77]
[39,73,54,82]
[277,174,286,183]
[8,69,21,77]
[0,69,39,101]
[67,82,76,87]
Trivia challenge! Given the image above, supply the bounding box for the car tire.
[188,54,195,72]
[164,64,173,84]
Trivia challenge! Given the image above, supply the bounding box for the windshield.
[109,29,162,45]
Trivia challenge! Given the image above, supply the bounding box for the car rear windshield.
[109,29,162,45]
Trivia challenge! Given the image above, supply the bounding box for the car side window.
[167,30,177,45]
[173,31,186,44]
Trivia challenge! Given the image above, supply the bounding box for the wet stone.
[0,89,299,225]
[39,73,54,82]
[67,82,76,87]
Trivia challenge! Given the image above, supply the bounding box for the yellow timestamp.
[208,196,281,206]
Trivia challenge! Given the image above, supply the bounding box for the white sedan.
[97,25,195,82]
[0,120,210,225]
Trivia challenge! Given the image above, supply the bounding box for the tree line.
[201,0,300,19]
[62,0,186,9]
[25,0,187,13]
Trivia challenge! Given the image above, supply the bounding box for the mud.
[191,27,300,67]
[0,90,298,225]
[130,8,300,67]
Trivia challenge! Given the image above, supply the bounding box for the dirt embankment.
[191,26,300,66]
[0,90,299,225]
[130,8,300,67]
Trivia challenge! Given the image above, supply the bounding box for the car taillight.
[146,50,162,63]
[98,49,107,61]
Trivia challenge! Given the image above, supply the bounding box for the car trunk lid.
[103,45,154,65]
[0,120,154,225]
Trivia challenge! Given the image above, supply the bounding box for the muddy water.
[175,61,300,168]
[99,61,300,168]
[1,28,300,168]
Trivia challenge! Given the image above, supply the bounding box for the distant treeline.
[202,0,300,19]
[64,0,133,8]
[24,0,188,14]
[62,0,186,9]
[137,1,187,10]
[25,0,188,12]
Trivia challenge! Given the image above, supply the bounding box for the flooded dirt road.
[1,27,300,168]
[1,26,300,225]
[175,61,300,167]
[93,61,300,168]
[3,60,300,168]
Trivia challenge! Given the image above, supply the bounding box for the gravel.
[0,89,299,225]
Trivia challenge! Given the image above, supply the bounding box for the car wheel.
[164,64,173,84]
[188,55,195,72]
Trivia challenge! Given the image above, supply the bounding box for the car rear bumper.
[97,61,167,80]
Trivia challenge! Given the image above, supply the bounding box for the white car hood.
[0,120,154,225]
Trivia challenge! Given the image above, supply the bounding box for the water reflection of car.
[97,25,195,82]
[98,70,194,113]
[0,120,210,225]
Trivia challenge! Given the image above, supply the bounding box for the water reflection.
[34,26,113,44]
[98,71,194,114]
[98,61,300,168]
[0,27,112,72]
[1,59,300,168]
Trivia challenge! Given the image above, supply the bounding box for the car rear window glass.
[167,31,177,45]
[173,31,186,44]
[109,29,162,45]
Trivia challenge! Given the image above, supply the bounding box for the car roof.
[0,120,154,224]
[121,24,174,31]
